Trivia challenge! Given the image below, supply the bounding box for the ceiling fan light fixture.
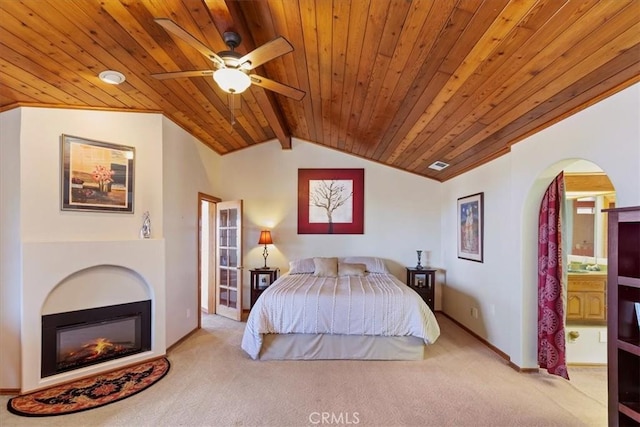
[213,68,251,94]
[98,70,126,85]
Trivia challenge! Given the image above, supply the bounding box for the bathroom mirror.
[566,192,615,264]
[564,172,615,266]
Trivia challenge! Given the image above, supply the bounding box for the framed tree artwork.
[457,192,484,262]
[61,134,135,213]
[298,168,364,234]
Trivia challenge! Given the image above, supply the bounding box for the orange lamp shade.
[258,230,273,245]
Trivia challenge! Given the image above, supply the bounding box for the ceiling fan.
[151,18,305,101]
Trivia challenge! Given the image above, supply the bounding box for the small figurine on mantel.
[140,211,151,239]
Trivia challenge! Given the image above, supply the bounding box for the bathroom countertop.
[567,270,606,276]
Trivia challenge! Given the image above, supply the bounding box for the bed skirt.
[258,333,425,360]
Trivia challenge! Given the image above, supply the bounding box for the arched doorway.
[528,159,614,371]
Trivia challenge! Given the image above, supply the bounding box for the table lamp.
[258,230,273,269]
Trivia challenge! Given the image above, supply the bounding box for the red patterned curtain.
[537,172,569,380]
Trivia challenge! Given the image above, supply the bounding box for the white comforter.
[241,273,440,359]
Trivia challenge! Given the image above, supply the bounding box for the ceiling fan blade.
[250,74,305,101]
[155,18,224,67]
[151,70,214,80]
[238,37,293,70]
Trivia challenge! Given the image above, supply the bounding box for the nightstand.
[406,267,436,312]
[250,268,279,308]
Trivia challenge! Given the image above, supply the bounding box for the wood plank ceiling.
[1,0,639,181]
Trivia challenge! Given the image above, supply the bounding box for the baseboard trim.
[567,362,607,367]
[0,388,20,396]
[440,312,539,374]
[167,327,199,353]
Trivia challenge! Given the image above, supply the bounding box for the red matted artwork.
[298,168,364,234]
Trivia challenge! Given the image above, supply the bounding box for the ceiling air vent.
[428,161,450,171]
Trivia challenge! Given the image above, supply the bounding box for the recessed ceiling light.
[99,70,126,85]
[428,161,450,171]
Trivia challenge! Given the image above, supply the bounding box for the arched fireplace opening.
[40,264,153,379]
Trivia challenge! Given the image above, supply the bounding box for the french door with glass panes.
[216,200,243,321]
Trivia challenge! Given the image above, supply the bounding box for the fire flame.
[92,338,114,355]
[62,338,127,365]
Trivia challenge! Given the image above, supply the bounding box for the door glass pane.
[228,290,237,309]
[228,251,237,268]
[220,229,228,247]
[220,268,228,285]
[228,209,237,227]
[228,229,237,247]
[220,249,228,266]
[220,210,228,227]
[228,270,237,289]
[219,288,228,306]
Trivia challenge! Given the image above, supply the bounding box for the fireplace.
[41,300,151,378]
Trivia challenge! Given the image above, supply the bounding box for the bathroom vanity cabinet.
[566,273,607,324]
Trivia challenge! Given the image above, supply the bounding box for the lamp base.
[261,246,270,271]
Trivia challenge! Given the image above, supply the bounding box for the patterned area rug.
[7,357,170,417]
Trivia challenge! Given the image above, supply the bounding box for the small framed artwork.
[61,134,135,213]
[298,168,364,234]
[457,192,484,262]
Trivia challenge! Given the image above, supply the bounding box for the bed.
[241,256,440,360]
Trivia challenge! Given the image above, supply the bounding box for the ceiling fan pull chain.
[230,95,236,126]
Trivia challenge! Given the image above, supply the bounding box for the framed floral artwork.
[60,135,135,213]
[457,192,484,262]
[298,168,364,234]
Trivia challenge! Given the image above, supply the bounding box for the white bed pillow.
[313,257,338,277]
[289,258,316,274]
[340,256,390,273]
[338,262,367,277]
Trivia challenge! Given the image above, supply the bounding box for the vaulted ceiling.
[1,0,639,181]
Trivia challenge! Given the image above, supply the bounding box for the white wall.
[220,139,444,308]
[19,109,164,240]
[565,325,607,364]
[441,83,640,368]
[0,108,22,388]
[162,117,221,346]
[440,155,516,356]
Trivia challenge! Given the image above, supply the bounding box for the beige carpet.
[1,314,607,426]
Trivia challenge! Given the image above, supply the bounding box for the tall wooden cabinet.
[605,206,640,426]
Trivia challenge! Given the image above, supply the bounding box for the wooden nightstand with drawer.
[405,267,436,312]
